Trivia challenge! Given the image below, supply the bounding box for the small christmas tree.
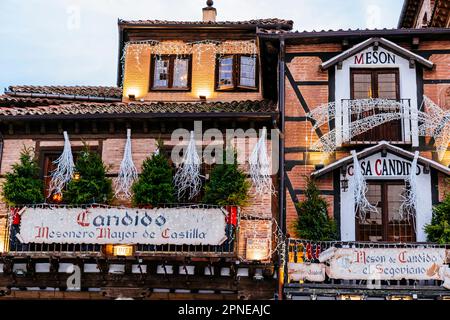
[295,177,337,241]
[132,140,175,207]
[203,150,250,206]
[63,146,113,205]
[2,146,44,206]
[425,188,450,244]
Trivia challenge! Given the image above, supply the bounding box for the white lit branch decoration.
[173,131,202,200]
[418,96,450,161]
[48,131,75,196]
[351,150,377,221]
[399,151,419,220]
[249,127,274,196]
[115,129,138,199]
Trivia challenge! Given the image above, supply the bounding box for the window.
[350,68,402,142]
[356,181,416,242]
[150,55,192,90]
[216,55,258,91]
[40,147,98,201]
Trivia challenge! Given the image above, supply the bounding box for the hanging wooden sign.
[18,206,227,245]
[288,262,326,282]
[327,248,447,281]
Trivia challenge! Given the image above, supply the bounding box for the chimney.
[203,0,216,22]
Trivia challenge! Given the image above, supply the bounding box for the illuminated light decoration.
[114,129,138,199]
[418,95,450,161]
[120,39,257,86]
[249,127,274,196]
[48,131,75,196]
[173,131,202,200]
[51,193,63,203]
[399,151,419,221]
[308,97,449,161]
[351,150,377,221]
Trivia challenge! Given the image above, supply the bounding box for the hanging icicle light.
[115,129,138,199]
[249,127,274,196]
[48,131,75,197]
[399,151,419,220]
[351,150,377,221]
[173,131,202,200]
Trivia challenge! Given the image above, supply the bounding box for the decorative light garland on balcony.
[48,131,75,196]
[120,39,257,86]
[114,129,138,199]
[307,97,449,159]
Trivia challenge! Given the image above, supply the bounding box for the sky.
[0,0,404,92]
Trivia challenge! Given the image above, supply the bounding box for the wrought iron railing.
[342,98,412,144]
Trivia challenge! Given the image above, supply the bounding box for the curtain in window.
[172,58,189,88]
[239,56,256,87]
[218,56,233,89]
[153,58,169,88]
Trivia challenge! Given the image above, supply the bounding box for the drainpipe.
[277,38,286,300]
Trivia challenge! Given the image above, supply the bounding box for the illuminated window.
[150,55,191,90]
[216,55,258,91]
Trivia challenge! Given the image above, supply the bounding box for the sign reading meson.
[328,248,447,281]
[18,207,227,245]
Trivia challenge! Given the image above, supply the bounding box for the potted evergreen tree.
[131,141,175,207]
[295,177,338,241]
[425,186,450,244]
[63,146,113,205]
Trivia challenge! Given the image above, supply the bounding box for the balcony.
[2,204,238,259]
[285,238,450,299]
[341,98,413,145]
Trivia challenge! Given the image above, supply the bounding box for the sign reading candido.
[18,207,227,245]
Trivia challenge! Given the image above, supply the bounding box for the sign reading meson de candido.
[327,248,447,281]
[18,207,227,245]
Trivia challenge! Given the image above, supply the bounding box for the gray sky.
[0,0,404,91]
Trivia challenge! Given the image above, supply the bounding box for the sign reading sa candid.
[18,207,227,245]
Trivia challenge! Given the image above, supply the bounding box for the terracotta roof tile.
[7,86,123,99]
[119,18,293,29]
[0,100,277,118]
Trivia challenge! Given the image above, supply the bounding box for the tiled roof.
[7,86,123,99]
[0,100,277,118]
[119,18,293,29]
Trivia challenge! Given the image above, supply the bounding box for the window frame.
[350,68,400,100]
[39,146,100,200]
[215,54,259,92]
[149,54,192,92]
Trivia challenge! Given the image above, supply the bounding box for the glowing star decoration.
[249,127,274,196]
[173,131,202,200]
[115,129,138,199]
[418,96,450,161]
[48,131,75,196]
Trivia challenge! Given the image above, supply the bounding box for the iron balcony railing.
[4,204,238,258]
[341,98,412,144]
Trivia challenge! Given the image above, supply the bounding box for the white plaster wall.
[340,152,432,242]
[334,46,419,146]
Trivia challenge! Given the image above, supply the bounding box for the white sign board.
[327,248,447,281]
[18,207,227,245]
[288,263,326,282]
